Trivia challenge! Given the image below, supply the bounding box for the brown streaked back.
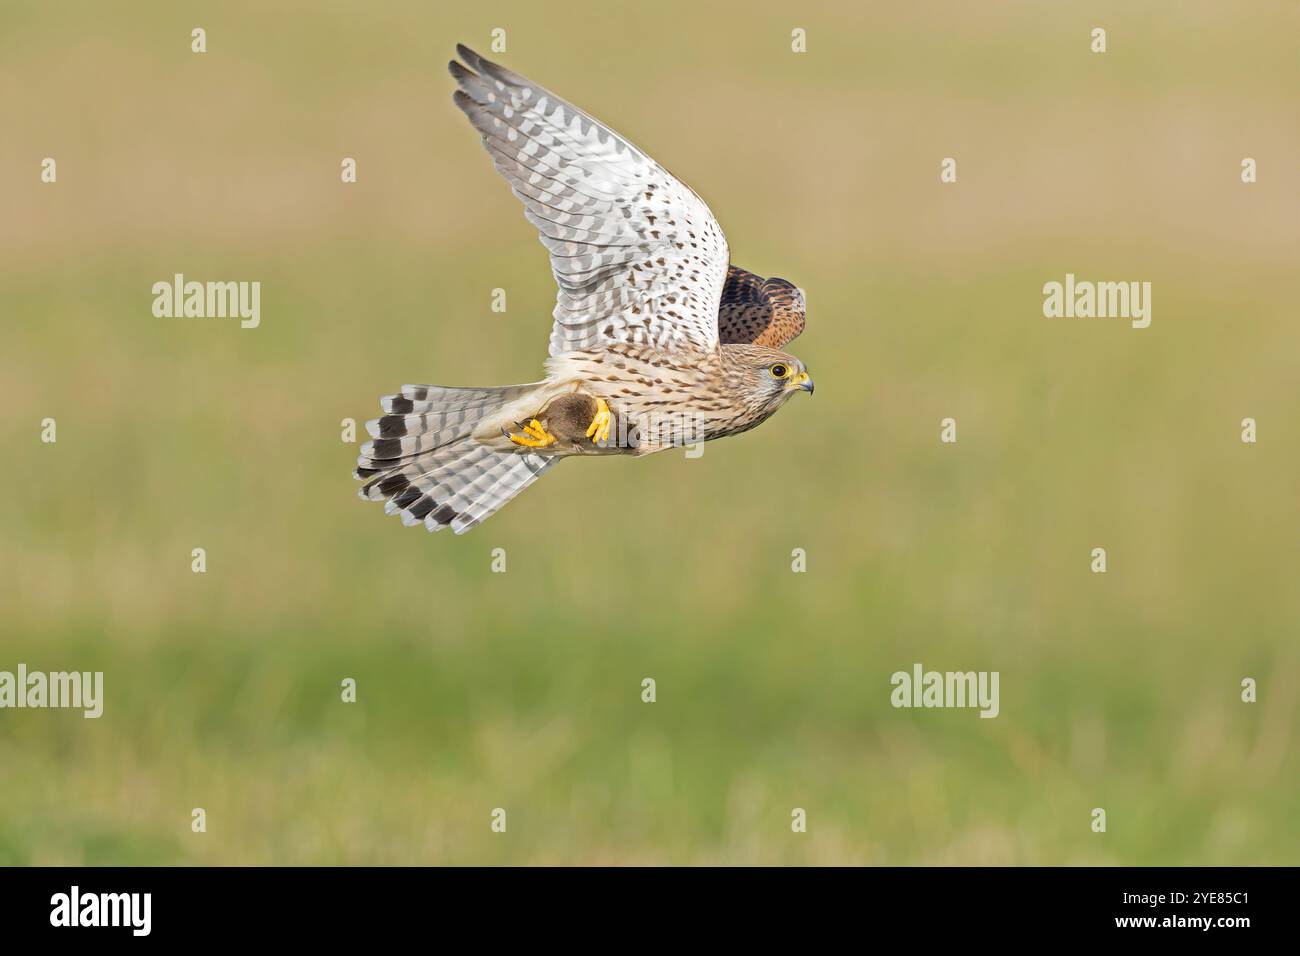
[717,265,806,349]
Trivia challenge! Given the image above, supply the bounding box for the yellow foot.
[507,419,557,448]
[585,397,612,444]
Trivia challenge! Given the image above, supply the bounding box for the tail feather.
[367,383,538,436]
[380,383,537,415]
[355,382,558,533]
[357,424,474,469]
[448,452,554,533]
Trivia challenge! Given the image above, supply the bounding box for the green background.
[1,0,1297,864]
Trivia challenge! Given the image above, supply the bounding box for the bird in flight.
[355,45,812,534]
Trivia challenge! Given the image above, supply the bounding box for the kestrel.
[355,45,812,533]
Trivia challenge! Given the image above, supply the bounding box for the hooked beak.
[786,370,814,395]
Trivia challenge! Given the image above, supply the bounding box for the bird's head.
[727,344,814,409]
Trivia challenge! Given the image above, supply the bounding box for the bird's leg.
[506,419,557,448]
[584,397,612,444]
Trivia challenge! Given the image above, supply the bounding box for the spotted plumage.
[718,266,807,348]
[355,45,812,534]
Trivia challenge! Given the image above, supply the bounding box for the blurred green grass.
[0,0,1297,864]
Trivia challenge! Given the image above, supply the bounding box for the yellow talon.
[585,397,612,444]
[508,419,557,448]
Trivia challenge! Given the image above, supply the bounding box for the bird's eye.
[769,363,788,379]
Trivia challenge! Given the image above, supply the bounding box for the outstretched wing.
[449,45,729,357]
[717,265,806,349]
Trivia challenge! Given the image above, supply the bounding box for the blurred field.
[1,0,1297,864]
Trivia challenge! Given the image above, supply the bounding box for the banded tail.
[355,383,558,534]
